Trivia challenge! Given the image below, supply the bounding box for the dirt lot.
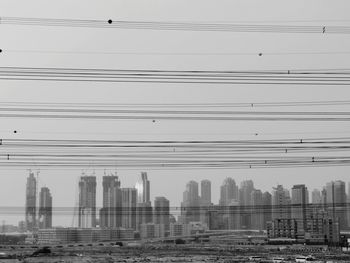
[0,244,349,262]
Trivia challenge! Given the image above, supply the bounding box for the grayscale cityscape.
[1,0,350,262]
[19,170,350,247]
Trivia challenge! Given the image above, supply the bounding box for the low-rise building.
[38,227,134,244]
[38,228,78,244]
[267,212,340,245]
[169,221,208,237]
[140,223,165,239]
[267,218,298,239]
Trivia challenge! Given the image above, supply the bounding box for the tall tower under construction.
[78,174,97,228]
[135,172,152,230]
[100,173,122,228]
[39,187,52,229]
[25,171,37,231]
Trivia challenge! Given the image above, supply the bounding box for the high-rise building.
[239,180,255,229]
[312,189,322,204]
[219,178,238,206]
[262,191,272,230]
[135,172,150,204]
[251,189,264,230]
[291,184,309,236]
[78,175,97,228]
[272,185,291,220]
[100,174,122,228]
[181,181,200,223]
[227,200,240,230]
[183,181,199,205]
[18,221,26,233]
[348,182,350,229]
[25,172,37,231]
[325,180,348,230]
[321,188,327,210]
[200,180,211,205]
[311,188,326,220]
[121,188,137,230]
[199,180,212,226]
[38,187,52,229]
[154,197,170,233]
[135,172,152,230]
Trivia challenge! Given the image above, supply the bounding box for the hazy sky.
[1,0,350,226]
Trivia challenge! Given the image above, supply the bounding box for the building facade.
[262,191,272,230]
[135,172,152,230]
[78,175,97,228]
[100,174,122,228]
[291,184,309,236]
[272,185,291,220]
[251,189,264,230]
[325,180,348,230]
[25,172,37,231]
[239,180,255,230]
[154,196,170,233]
[121,187,137,230]
[200,180,211,205]
[38,187,52,229]
[181,180,200,223]
[219,177,238,206]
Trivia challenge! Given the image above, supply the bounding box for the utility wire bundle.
[2,16,350,34]
[1,100,350,121]
[0,67,350,85]
[1,137,350,169]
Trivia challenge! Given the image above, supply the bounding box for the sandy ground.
[0,244,349,262]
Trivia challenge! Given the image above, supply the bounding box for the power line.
[1,67,350,85]
[2,16,350,34]
[2,113,350,121]
[1,100,350,108]
[4,49,350,56]
[1,137,350,168]
[3,106,350,115]
[2,105,350,121]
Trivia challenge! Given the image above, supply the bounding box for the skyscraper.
[239,180,255,229]
[291,184,309,235]
[227,200,241,230]
[200,180,211,205]
[262,191,272,229]
[154,196,170,232]
[78,175,97,228]
[348,182,350,229]
[121,188,137,230]
[100,174,122,228]
[219,178,238,206]
[38,187,52,229]
[272,185,291,220]
[250,189,264,230]
[181,180,200,223]
[321,188,327,210]
[312,189,322,204]
[135,172,150,204]
[199,180,212,226]
[325,180,348,230]
[135,172,152,230]
[25,171,37,231]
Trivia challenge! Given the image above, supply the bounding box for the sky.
[1,0,350,226]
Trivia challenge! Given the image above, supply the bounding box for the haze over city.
[1,0,350,261]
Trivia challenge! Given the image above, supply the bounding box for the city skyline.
[21,170,350,230]
[1,0,350,230]
[2,0,350,260]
